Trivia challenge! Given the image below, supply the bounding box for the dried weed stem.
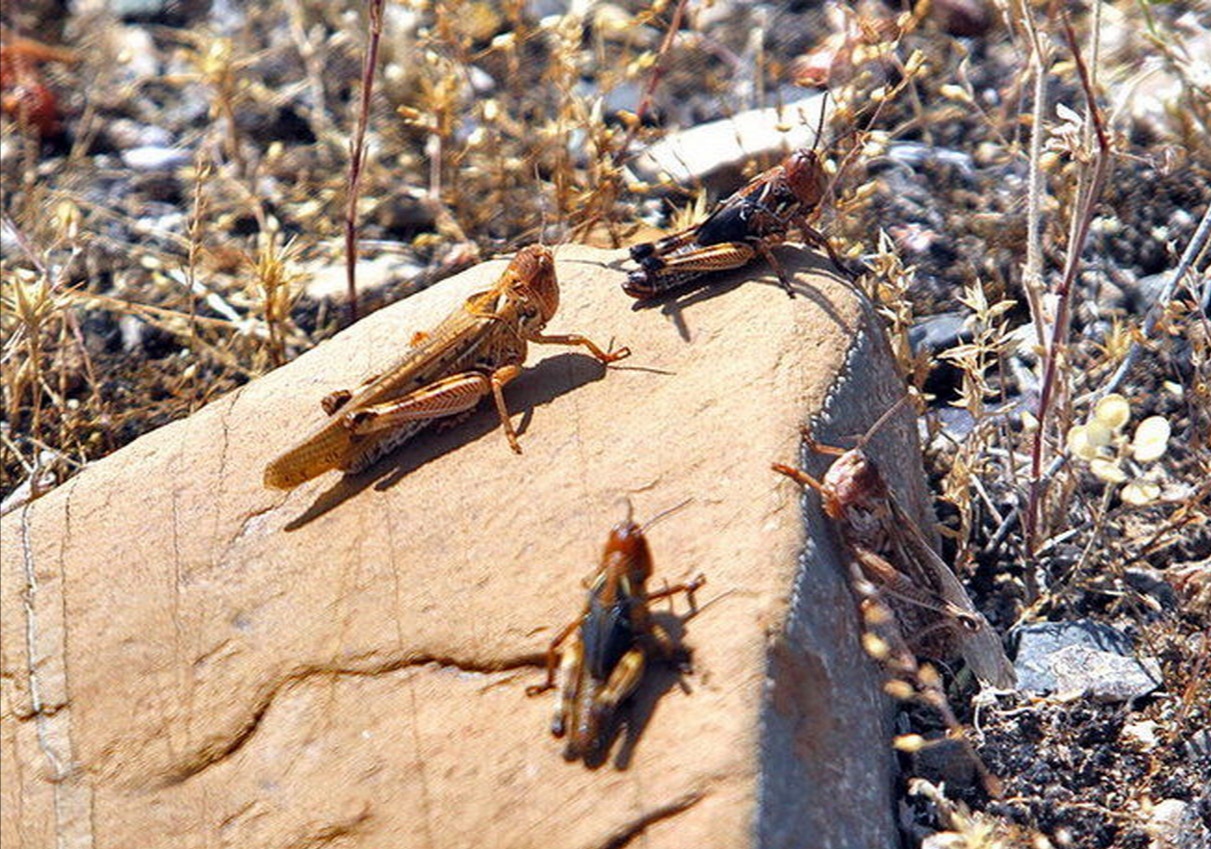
[344,0,386,324]
[1024,16,1112,552]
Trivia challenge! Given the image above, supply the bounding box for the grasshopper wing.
[886,498,1017,689]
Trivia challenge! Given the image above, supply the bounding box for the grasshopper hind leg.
[342,422,426,474]
[552,640,583,740]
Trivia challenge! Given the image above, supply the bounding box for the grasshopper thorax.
[507,244,560,326]
[783,148,827,210]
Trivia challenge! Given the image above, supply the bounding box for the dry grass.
[2,0,677,501]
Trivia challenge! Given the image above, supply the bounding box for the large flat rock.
[1,244,927,848]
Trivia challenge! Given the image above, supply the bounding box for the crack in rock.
[159,651,544,786]
[19,498,95,849]
[596,791,705,849]
[287,803,373,849]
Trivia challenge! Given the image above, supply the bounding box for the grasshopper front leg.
[794,215,851,279]
[345,365,525,452]
[635,575,704,661]
[771,462,827,493]
[525,331,630,364]
[322,389,353,415]
[322,369,389,415]
[526,617,580,697]
[644,574,707,609]
[753,239,796,296]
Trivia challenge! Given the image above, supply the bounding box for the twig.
[999,195,1208,560]
[1024,15,1113,552]
[1019,0,1050,347]
[611,0,688,168]
[1094,204,1211,400]
[344,0,385,325]
[185,150,208,399]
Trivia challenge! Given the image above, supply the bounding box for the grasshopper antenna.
[535,160,549,250]
[811,89,829,155]
[854,393,917,451]
[638,497,694,534]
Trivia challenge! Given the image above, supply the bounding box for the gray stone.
[1012,620,1161,701]
[1148,798,1209,849]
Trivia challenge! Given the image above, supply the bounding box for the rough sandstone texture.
[1,244,932,848]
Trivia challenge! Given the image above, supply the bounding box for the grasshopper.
[264,245,628,490]
[526,501,705,763]
[625,144,849,299]
[771,399,1016,689]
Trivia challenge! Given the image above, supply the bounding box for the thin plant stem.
[1096,205,1211,399]
[1023,13,1049,347]
[612,0,688,167]
[1024,15,1113,552]
[344,0,386,325]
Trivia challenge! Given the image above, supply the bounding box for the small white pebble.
[121,146,191,171]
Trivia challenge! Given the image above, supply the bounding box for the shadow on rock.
[626,247,857,342]
[578,610,698,771]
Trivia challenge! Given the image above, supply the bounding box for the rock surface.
[1,244,929,848]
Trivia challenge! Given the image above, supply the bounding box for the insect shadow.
[581,608,697,771]
[283,350,615,530]
[625,247,857,343]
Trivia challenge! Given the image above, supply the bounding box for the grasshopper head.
[821,449,887,518]
[783,148,827,211]
[507,244,560,325]
[602,503,654,587]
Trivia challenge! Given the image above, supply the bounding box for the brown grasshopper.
[625,144,849,299]
[771,399,1016,689]
[264,245,628,490]
[526,501,705,763]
